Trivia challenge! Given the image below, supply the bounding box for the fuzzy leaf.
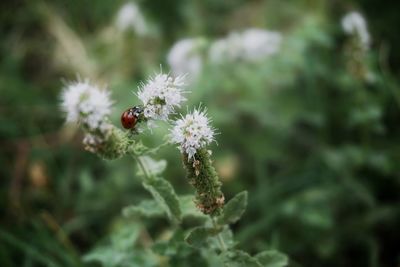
[222,250,262,267]
[123,195,206,221]
[254,250,288,267]
[142,177,181,223]
[136,156,167,177]
[122,199,164,218]
[185,226,217,248]
[209,226,236,250]
[217,191,248,225]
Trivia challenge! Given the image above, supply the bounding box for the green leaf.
[217,191,248,225]
[122,195,206,221]
[122,199,164,218]
[254,250,288,267]
[222,250,262,267]
[136,156,167,177]
[185,226,217,248]
[209,226,236,250]
[142,177,181,223]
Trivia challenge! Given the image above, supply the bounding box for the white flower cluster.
[167,38,204,79]
[341,11,370,50]
[137,73,186,122]
[209,28,282,63]
[170,108,215,159]
[61,80,112,133]
[115,2,148,35]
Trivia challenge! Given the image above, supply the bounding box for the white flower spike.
[170,108,215,159]
[61,80,112,133]
[137,72,186,122]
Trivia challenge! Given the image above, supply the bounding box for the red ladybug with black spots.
[121,106,143,129]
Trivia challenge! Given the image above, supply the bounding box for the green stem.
[133,154,152,181]
[212,217,227,252]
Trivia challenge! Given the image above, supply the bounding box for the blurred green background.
[1,0,400,266]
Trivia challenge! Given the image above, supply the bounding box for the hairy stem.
[212,217,227,251]
[134,154,152,180]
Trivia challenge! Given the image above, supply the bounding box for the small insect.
[121,106,143,129]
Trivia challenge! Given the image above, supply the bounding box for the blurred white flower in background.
[241,29,282,61]
[342,11,370,50]
[137,73,186,122]
[167,38,205,80]
[170,108,215,159]
[209,33,243,63]
[61,80,112,133]
[115,2,148,35]
[209,28,282,63]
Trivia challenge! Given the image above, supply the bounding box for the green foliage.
[142,177,182,223]
[222,250,261,267]
[185,226,218,248]
[83,222,158,267]
[122,195,207,221]
[221,250,288,267]
[254,250,288,267]
[217,191,248,225]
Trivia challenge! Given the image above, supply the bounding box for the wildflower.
[167,38,205,79]
[171,109,223,215]
[115,2,148,35]
[170,108,215,160]
[137,73,186,122]
[61,80,112,133]
[342,11,370,50]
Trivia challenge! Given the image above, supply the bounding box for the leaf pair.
[184,191,248,249]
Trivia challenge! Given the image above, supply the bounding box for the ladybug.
[121,106,143,129]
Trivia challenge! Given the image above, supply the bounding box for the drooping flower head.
[61,80,112,133]
[137,72,186,122]
[170,108,215,159]
[341,11,370,50]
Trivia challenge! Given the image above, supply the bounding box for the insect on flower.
[121,106,143,129]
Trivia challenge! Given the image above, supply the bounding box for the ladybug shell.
[121,108,138,129]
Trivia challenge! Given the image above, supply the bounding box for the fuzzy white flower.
[137,73,186,122]
[115,2,148,35]
[167,38,204,79]
[61,80,112,133]
[342,11,370,50]
[170,108,215,159]
[209,28,282,63]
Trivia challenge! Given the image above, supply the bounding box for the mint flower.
[170,108,215,159]
[137,73,186,122]
[61,80,112,132]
